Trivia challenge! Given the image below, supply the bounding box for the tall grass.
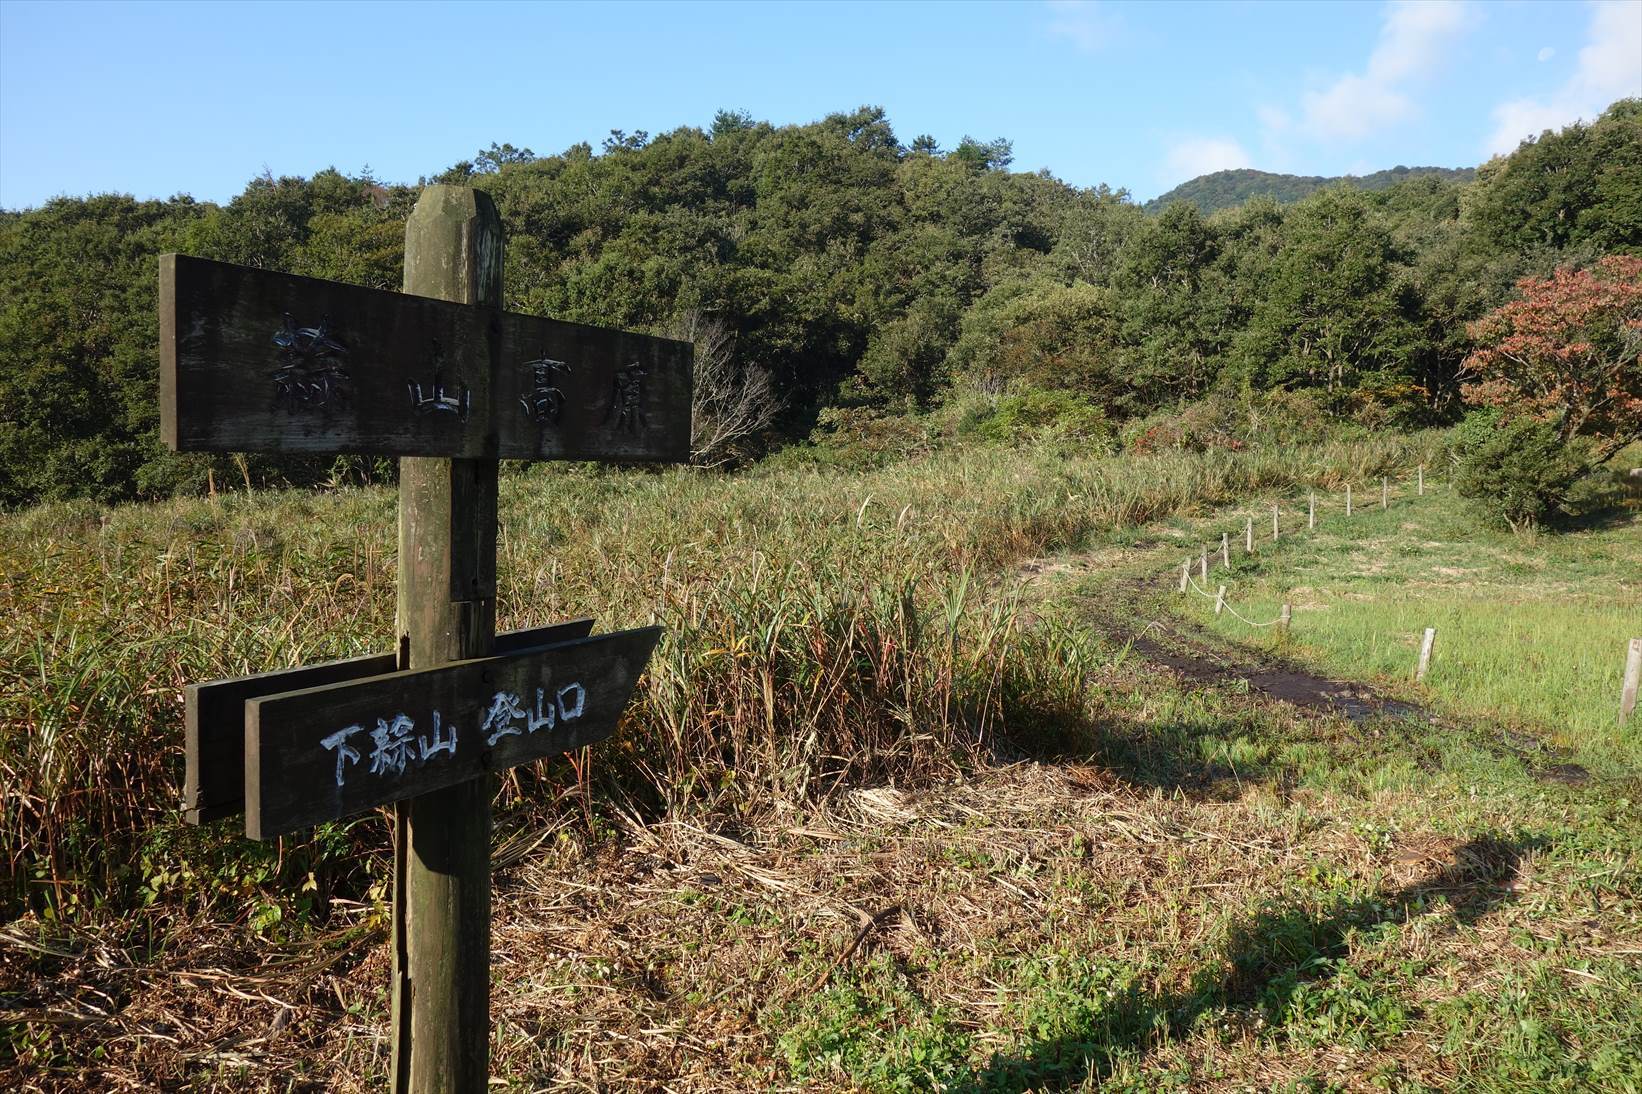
[0,433,1440,918]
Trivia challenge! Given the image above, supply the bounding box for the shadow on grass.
[945,833,1541,1093]
[998,695,1435,802]
[1556,471,1642,534]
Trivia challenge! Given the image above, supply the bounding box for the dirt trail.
[1017,557,1596,786]
[1113,593,1426,724]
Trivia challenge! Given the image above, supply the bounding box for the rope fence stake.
[1272,504,1279,542]
[1418,465,1424,496]
[1180,559,1190,593]
[1415,627,1436,682]
[1346,484,1353,517]
[1215,585,1226,616]
[1309,492,1316,530]
[1279,603,1292,630]
[1621,638,1641,727]
[1382,477,1388,510]
[1245,516,1254,553]
[1221,533,1230,568]
[1200,549,1208,582]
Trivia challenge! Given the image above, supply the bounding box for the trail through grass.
[1171,483,1642,775]
[5,437,1641,1091]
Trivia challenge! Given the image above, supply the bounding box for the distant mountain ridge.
[1146,165,1477,215]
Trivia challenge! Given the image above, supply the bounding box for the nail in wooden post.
[1180,559,1190,593]
[1346,484,1353,517]
[1221,533,1230,568]
[1415,626,1436,682]
[1621,638,1642,726]
[1418,465,1424,496]
[1279,603,1292,630]
[392,186,502,1094]
[1215,585,1226,616]
[1382,477,1388,510]
[1245,516,1254,553]
[1308,492,1315,530]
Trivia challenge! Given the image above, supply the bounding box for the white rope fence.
[1173,465,1434,634]
[1184,571,1284,627]
[1165,468,1642,711]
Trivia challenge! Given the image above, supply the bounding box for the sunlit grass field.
[5,435,1641,1091]
[1177,478,1642,774]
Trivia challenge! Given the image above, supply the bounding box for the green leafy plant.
[1451,410,1590,531]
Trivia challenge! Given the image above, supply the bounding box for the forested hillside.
[1145,165,1477,215]
[1,100,1639,508]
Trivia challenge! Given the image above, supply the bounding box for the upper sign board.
[159,254,692,461]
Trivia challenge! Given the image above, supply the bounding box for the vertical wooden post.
[1308,492,1316,530]
[1221,533,1230,568]
[1346,484,1353,516]
[1180,559,1190,593]
[1279,602,1292,630]
[1621,638,1642,727]
[1415,627,1436,682]
[1272,504,1279,542]
[1215,585,1226,616]
[1382,477,1388,510]
[392,185,503,1094]
[1200,549,1208,582]
[1418,465,1424,496]
[1245,516,1254,553]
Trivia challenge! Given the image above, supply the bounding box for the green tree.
[1231,188,1419,408]
[1464,99,1642,255]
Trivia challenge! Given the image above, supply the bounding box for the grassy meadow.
[1174,475,1642,776]
[4,431,1641,1090]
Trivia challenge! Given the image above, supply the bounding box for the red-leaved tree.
[1461,255,1642,461]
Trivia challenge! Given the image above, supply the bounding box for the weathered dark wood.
[183,619,594,824]
[159,253,692,461]
[244,625,660,840]
[393,185,500,1094]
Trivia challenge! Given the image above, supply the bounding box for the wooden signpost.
[163,185,691,1092]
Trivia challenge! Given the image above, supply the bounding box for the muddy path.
[1017,556,1596,787]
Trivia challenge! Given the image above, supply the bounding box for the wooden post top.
[159,253,692,462]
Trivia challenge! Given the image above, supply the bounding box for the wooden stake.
[1418,465,1424,495]
[1621,638,1642,727]
[1279,603,1292,630]
[392,186,502,1094]
[1415,627,1436,682]
[1215,585,1226,616]
[1382,477,1388,510]
[1308,492,1315,530]
[1272,504,1279,542]
[1245,516,1253,553]
[1221,533,1230,568]
[1200,549,1208,581]
[1180,559,1190,593]
[1346,484,1353,516]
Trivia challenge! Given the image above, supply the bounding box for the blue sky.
[1,0,1638,210]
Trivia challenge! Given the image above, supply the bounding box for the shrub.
[1122,388,1346,454]
[1451,410,1590,531]
[963,387,1114,449]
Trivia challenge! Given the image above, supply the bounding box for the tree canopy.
[2,99,1639,507]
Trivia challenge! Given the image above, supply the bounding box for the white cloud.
[1485,1,1642,154]
[1298,0,1475,141]
[1537,46,1556,62]
[1045,0,1115,53]
[1163,137,1253,184]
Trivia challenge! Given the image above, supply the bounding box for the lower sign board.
[244,626,660,839]
[184,619,595,824]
